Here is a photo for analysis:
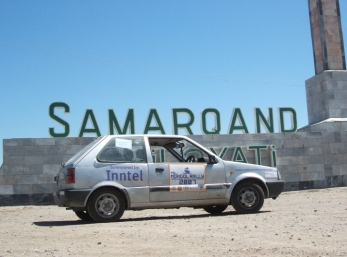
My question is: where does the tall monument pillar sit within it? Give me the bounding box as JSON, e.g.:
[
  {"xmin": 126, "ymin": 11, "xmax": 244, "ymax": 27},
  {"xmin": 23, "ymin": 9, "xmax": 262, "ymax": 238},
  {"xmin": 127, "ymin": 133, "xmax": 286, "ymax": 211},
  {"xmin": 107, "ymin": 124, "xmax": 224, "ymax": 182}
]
[
  {"xmin": 309, "ymin": 0, "xmax": 345, "ymax": 74},
  {"xmin": 304, "ymin": 0, "xmax": 347, "ymax": 126}
]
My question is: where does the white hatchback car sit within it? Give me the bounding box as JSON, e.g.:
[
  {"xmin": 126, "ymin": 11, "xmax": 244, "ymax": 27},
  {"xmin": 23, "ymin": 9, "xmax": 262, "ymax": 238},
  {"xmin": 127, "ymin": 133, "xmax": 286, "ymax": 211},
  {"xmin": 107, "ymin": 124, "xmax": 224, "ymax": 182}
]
[{"xmin": 54, "ymin": 135, "xmax": 284, "ymax": 222}]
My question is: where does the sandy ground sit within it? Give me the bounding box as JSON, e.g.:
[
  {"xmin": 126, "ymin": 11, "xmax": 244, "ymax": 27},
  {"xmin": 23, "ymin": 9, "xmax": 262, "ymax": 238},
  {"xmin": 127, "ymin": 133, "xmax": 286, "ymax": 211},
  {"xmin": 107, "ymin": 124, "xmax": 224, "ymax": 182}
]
[{"xmin": 0, "ymin": 187, "xmax": 346, "ymax": 257}]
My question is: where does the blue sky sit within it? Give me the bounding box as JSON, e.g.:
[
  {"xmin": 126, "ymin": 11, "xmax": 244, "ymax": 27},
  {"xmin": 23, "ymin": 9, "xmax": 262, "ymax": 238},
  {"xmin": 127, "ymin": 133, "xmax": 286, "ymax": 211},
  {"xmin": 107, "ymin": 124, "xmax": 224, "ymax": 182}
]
[{"xmin": 1, "ymin": 1, "xmax": 347, "ymax": 165}]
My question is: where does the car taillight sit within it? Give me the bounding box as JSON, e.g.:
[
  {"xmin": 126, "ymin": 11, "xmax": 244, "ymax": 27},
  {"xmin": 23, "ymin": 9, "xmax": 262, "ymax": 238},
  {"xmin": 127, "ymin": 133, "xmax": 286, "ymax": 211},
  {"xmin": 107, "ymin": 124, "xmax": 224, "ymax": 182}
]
[{"xmin": 65, "ymin": 168, "xmax": 75, "ymax": 184}]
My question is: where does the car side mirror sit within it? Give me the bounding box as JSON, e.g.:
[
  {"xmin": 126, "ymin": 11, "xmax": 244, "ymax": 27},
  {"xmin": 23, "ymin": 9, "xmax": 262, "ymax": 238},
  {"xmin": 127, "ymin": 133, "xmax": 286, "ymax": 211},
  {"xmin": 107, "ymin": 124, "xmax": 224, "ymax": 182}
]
[{"xmin": 208, "ymin": 155, "xmax": 217, "ymax": 164}]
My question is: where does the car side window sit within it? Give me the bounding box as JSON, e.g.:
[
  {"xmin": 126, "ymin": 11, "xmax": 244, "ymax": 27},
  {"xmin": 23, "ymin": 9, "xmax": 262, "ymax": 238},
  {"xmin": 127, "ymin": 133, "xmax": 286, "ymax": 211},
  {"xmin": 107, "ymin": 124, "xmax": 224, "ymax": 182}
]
[
  {"xmin": 97, "ymin": 137, "xmax": 147, "ymax": 163},
  {"xmin": 150, "ymin": 145, "xmax": 181, "ymax": 163},
  {"xmin": 150, "ymin": 139, "xmax": 209, "ymax": 163}
]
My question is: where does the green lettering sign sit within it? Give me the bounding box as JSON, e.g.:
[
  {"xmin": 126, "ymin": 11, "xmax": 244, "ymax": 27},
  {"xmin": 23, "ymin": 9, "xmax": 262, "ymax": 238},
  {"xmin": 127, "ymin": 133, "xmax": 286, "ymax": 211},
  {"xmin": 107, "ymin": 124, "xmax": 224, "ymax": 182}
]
[
  {"xmin": 172, "ymin": 108, "xmax": 194, "ymax": 135},
  {"xmin": 201, "ymin": 108, "xmax": 220, "ymax": 134},
  {"xmin": 270, "ymin": 145, "xmax": 277, "ymax": 167},
  {"xmin": 228, "ymin": 108, "xmax": 249, "ymax": 134},
  {"xmin": 48, "ymin": 103, "xmax": 299, "ymax": 137},
  {"xmin": 232, "ymin": 147, "xmax": 248, "ymax": 163},
  {"xmin": 255, "ymin": 108, "xmax": 274, "ymax": 133},
  {"xmin": 144, "ymin": 109, "xmax": 165, "ymax": 134},
  {"xmin": 79, "ymin": 109, "xmax": 101, "ymax": 137},
  {"xmin": 109, "ymin": 109, "xmax": 135, "ymax": 135},
  {"xmin": 49, "ymin": 102, "xmax": 70, "ymax": 138},
  {"xmin": 247, "ymin": 145, "xmax": 267, "ymax": 165},
  {"xmin": 279, "ymin": 108, "xmax": 297, "ymax": 132}
]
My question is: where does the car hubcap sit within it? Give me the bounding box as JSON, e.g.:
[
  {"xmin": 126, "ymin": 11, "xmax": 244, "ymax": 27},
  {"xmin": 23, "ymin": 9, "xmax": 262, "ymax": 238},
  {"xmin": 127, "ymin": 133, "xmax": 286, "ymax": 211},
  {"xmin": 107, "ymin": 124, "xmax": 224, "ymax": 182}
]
[
  {"xmin": 96, "ymin": 194, "xmax": 119, "ymax": 217},
  {"xmin": 239, "ymin": 189, "xmax": 257, "ymax": 208}
]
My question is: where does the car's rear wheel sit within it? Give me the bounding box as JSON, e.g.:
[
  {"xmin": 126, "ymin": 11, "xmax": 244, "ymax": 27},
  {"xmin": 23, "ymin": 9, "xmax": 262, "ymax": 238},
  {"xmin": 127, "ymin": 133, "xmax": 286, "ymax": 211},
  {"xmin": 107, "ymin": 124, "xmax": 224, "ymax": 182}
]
[
  {"xmin": 203, "ymin": 205, "xmax": 228, "ymax": 214},
  {"xmin": 74, "ymin": 210, "xmax": 93, "ymax": 221},
  {"xmin": 87, "ymin": 188, "xmax": 125, "ymax": 222},
  {"xmin": 231, "ymin": 181, "xmax": 264, "ymax": 214}
]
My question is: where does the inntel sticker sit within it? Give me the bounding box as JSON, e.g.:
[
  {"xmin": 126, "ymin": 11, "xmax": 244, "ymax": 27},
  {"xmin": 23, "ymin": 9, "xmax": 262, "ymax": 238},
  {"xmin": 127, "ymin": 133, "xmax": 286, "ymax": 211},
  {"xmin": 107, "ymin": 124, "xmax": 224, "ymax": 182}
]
[{"xmin": 169, "ymin": 164, "xmax": 206, "ymax": 192}]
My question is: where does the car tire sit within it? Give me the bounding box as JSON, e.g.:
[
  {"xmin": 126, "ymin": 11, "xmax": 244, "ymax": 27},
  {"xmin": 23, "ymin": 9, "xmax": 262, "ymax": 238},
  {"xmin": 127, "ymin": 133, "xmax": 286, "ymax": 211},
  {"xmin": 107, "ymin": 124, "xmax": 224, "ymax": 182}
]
[
  {"xmin": 203, "ymin": 205, "xmax": 228, "ymax": 214},
  {"xmin": 74, "ymin": 210, "xmax": 93, "ymax": 221},
  {"xmin": 231, "ymin": 181, "xmax": 264, "ymax": 214},
  {"xmin": 87, "ymin": 188, "xmax": 125, "ymax": 223}
]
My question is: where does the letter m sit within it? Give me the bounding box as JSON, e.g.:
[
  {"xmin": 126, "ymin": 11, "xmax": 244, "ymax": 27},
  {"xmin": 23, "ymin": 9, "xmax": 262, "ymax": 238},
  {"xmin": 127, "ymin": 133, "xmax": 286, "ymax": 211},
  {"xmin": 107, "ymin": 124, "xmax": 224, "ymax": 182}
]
[{"xmin": 108, "ymin": 109, "xmax": 135, "ymax": 134}]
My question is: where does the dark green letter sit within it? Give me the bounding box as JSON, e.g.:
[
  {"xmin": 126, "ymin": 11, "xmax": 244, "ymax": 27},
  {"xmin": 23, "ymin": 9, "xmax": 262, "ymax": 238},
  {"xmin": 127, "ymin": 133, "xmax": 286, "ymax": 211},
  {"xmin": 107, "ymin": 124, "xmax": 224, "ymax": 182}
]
[
  {"xmin": 144, "ymin": 109, "xmax": 166, "ymax": 134},
  {"xmin": 279, "ymin": 108, "xmax": 297, "ymax": 132},
  {"xmin": 172, "ymin": 108, "xmax": 194, "ymax": 135},
  {"xmin": 109, "ymin": 109, "xmax": 135, "ymax": 134},
  {"xmin": 232, "ymin": 147, "xmax": 248, "ymax": 163},
  {"xmin": 228, "ymin": 108, "xmax": 249, "ymax": 134},
  {"xmin": 49, "ymin": 102, "xmax": 70, "ymax": 138},
  {"xmin": 255, "ymin": 108, "xmax": 274, "ymax": 133},
  {"xmin": 201, "ymin": 108, "xmax": 221, "ymax": 134},
  {"xmin": 79, "ymin": 109, "xmax": 101, "ymax": 137}
]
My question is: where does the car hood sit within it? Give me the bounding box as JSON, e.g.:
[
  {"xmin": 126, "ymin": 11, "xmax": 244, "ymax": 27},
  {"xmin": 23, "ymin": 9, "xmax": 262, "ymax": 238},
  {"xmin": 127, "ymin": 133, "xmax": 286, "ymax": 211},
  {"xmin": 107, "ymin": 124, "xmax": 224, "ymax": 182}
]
[{"xmin": 223, "ymin": 160, "xmax": 278, "ymax": 174}]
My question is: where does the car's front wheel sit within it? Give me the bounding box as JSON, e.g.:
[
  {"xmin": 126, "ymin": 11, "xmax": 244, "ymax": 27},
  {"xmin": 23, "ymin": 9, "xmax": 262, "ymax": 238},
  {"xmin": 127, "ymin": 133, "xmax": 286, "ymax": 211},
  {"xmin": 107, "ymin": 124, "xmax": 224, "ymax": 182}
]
[
  {"xmin": 87, "ymin": 188, "xmax": 125, "ymax": 222},
  {"xmin": 231, "ymin": 181, "xmax": 264, "ymax": 214}
]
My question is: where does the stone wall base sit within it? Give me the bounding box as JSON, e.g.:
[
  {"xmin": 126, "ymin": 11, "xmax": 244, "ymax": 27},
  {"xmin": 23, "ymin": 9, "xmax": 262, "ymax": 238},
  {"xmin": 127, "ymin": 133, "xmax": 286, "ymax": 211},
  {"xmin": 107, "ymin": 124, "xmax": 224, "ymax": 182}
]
[
  {"xmin": 0, "ymin": 193, "xmax": 53, "ymax": 206},
  {"xmin": 2, "ymin": 132, "xmax": 347, "ymax": 206}
]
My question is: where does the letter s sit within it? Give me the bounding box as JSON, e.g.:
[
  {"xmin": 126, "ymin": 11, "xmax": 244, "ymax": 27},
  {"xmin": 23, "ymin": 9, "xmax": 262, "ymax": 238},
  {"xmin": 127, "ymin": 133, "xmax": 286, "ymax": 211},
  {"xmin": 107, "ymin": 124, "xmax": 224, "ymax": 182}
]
[{"xmin": 49, "ymin": 102, "xmax": 70, "ymax": 137}]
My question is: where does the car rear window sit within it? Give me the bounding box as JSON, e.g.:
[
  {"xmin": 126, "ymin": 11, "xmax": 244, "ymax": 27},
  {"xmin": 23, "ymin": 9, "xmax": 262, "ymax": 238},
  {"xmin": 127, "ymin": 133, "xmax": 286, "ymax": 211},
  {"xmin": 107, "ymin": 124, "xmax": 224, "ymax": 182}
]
[
  {"xmin": 65, "ymin": 137, "xmax": 105, "ymax": 165},
  {"xmin": 97, "ymin": 136, "xmax": 146, "ymax": 163}
]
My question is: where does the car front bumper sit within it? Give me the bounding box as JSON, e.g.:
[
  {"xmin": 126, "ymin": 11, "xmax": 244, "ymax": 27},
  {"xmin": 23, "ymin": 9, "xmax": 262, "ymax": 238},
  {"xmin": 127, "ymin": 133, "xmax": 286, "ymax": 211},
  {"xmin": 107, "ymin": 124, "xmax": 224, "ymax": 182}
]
[{"xmin": 266, "ymin": 180, "xmax": 285, "ymax": 198}]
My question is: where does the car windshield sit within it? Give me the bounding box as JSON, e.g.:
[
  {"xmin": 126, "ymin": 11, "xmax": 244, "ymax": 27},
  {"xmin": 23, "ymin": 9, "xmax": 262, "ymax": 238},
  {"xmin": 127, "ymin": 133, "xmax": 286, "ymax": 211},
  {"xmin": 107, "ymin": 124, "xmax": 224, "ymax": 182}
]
[{"xmin": 65, "ymin": 137, "xmax": 105, "ymax": 165}]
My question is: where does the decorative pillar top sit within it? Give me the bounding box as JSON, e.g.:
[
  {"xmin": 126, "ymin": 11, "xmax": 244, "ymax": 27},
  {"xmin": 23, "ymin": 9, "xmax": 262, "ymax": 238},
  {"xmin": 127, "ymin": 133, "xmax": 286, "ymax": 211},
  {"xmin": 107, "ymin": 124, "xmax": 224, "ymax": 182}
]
[{"xmin": 308, "ymin": 0, "xmax": 346, "ymax": 74}]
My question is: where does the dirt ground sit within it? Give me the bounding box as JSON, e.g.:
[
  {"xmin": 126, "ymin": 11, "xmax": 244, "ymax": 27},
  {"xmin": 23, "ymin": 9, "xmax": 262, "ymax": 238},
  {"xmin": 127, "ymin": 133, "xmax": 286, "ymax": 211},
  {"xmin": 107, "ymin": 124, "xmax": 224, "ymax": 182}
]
[{"xmin": 0, "ymin": 187, "xmax": 346, "ymax": 257}]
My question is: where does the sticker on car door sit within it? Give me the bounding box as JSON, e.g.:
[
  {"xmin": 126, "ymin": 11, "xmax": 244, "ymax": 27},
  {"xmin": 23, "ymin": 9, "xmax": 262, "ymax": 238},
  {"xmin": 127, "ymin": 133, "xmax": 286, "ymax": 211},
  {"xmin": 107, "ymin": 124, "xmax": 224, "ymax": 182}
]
[{"xmin": 169, "ymin": 164, "xmax": 206, "ymax": 192}]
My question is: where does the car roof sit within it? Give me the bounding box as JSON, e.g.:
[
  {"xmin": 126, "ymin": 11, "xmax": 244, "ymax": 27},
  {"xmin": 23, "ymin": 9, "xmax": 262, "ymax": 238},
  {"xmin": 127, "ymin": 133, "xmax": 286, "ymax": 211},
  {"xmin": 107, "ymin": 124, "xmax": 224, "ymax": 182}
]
[
  {"xmin": 105, "ymin": 134, "xmax": 189, "ymax": 139},
  {"xmin": 102, "ymin": 134, "xmax": 216, "ymax": 157},
  {"xmin": 105, "ymin": 134, "xmax": 189, "ymax": 145}
]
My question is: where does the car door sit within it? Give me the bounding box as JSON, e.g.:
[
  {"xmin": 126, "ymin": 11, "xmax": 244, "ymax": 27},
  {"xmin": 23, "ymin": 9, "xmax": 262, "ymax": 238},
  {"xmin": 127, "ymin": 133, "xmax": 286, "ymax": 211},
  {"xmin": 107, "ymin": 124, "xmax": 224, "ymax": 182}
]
[{"xmin": 148, "ymin": 138, "xmax": 227, "ymax": 202}]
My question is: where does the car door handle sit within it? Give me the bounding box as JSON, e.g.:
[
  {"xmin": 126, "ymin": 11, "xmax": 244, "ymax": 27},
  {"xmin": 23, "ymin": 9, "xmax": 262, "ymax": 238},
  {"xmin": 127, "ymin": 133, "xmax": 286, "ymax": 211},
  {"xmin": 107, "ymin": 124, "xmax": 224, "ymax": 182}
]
[{"xmin": 155, "ymin": 168, "xmax": 164, "ymax": 172}]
